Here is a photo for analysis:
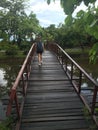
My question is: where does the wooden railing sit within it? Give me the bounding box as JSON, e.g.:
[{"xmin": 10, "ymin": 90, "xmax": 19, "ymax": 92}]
[
  {"xmin": 48, "ymin": 43, "xmax": 98, "ymax": 127},
  {"xmin": 6, "ymin": 43, "xmax": 36, "ymax": 129}
]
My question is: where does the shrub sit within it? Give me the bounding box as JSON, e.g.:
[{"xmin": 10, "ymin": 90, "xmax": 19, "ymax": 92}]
[
  {"xmin": 5, "ymin": 45, "xmax": 19, "ymax": 56},
  {"xmin": 0, "ymin": 41, "xmax": 9, "ymax": 50},
  {"xmin": 19, "ymin": 41, "xmax": 32, "ymax": 55},
  {"xmin": 0, "ymin": 116, "xmax": 14, "ymax": 130}
]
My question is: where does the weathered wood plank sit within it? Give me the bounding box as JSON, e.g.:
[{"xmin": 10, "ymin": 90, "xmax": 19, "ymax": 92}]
[{"xmin": 20, "ymin": 120, "xmax": 89, "ymax": 130}]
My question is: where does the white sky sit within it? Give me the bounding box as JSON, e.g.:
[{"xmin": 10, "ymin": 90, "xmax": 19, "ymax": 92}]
[
  {"xmin": 26, "ymin": 0, "xmax": 66, "ymax": 27},
  {"xmin": 26, "ymin": 0, "xmax": 98, "ymax": 27}
]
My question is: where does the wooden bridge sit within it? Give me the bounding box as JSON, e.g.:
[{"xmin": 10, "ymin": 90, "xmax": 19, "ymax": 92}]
[{"xmin": 5, "ymin": 43, "xmax": 98, "ymax": 130}]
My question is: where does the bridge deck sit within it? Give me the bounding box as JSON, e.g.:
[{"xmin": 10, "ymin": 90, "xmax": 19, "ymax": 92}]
[{"xmin": 20, "ymin": 51, "xmax": 90, "ymax": 130}]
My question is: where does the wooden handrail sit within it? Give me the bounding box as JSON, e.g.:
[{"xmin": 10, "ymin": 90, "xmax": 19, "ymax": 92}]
[
  {"xmin": 6, "ymin": 43, "xmax": 36, "ymax": 119},
  {"xmin": 57, "ymin": 44, "xmax": 98, "ymax": 86},
  {"xmin": 48, "ymin": 43, "xmax": 98, "ymax": 126}
]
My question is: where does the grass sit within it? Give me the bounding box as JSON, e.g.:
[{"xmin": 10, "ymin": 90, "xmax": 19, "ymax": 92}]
[
  {"xmin": 83, "ymin": 107, "xmax": 98, "ymax": 130},
  {"xmin": 0, "ymin": 51, "xmax": 26, "ymax": 59},
  {"xmin": 0, "ymin": 116, "xmax": 14, "ymax": 130},
  {"xmin": 65, "ymin": 47, "xmax": 90, "ymax": 55}
]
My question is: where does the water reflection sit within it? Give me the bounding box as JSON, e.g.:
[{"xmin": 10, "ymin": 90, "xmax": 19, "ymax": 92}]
[
  {"xmin": 73, "ymin": 57, "xmax": 98, "ymax": 81},
  {"xmin": 66, "ymin": 58, "xmax": 98, "ymax": 95},
  {"xmin": 81, "ymin": 83, "xmax": 88, "ymax": 88},
  {"xmin": 0, "ymin": 58, "xmax": 24, "ymax": 97},
  {"xmin": 0, "ymin": 69, "xmax": 7, "ymax": 86},
  {"xmin": 0, "ymin": 100, "xmax": 6, "ymax": 120},
  {"xmin": 96, "ymin": 78, "xmax": 98, "ymax": 82}
]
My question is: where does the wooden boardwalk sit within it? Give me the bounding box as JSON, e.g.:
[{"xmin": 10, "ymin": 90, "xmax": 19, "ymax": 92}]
[{"xmin": 20, "ymin": 51, "xmax": 90, "ymax": 130}]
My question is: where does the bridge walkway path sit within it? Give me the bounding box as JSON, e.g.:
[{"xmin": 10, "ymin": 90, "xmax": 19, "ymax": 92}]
[{"xmin": 20, "ymin": 50, "xmax": 90, "ymax": 130}]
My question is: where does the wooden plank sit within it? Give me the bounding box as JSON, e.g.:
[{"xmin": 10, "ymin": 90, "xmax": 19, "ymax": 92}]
[{"xmin": 20, "ymin": 120, "xmax": 89, "ymax": 130}]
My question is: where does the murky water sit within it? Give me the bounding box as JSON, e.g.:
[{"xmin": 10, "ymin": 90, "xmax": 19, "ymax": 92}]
[
  {"xmin": 73, "ymin": 56, "xmax": 98, "ymax": 81},
  {"xmin": 68, "ymin": 55, "xmax": 98, "ymax": 94},
  {"xmin": 0, "ymin": 58, "xmax": 24, "ymax": 97}
]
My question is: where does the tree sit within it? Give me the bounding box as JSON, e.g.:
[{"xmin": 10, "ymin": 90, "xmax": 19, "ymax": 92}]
[
  {"xmin": 46, "ymin": 0, "xmax": 97, "ymax": 15},
  {"xmin": 46, "ymin": 0, "xmax": 98, "ymax": 62},
  {"xmin": 0, "ymin": 0, "xmax": 26, "ymax": 41},
  {"xmin": 0, "ymin": 0, "xmax": 41, "ymax": 44}
]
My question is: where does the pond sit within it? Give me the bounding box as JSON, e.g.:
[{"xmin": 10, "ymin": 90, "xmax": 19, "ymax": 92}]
[
  {"xmin": 73, "ymin": 56, "xmax": 98, "ymax": 82},
  {"xmin": 0, "ymin": 58, "xmax": 24, "ymax": 97}
]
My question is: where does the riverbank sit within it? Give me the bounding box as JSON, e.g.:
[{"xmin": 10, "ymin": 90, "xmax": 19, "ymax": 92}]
[
  {"xmin": 0, "ymin": 51, "xmax": 26, "ymax": 59},
  {"xmin": 0, "ymin": 48, "xmax": 90, "ymax": 58},
  {"xmin": 65, "ymin": 47, "xmax": 90, "ymax": 56}
]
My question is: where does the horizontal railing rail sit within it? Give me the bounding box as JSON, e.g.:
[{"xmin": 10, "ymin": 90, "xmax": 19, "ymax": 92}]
[
  {"xmin": 6, "ymin": 43, "xmax": 36, "ymax": 129},
  {"xmin": 48, "ymin": 43, "xmax": 98, "ymax": 127}
]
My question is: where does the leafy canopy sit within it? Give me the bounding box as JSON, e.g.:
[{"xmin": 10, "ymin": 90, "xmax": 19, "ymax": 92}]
[{"xmin": 46, "ymin": 0, "xmax": 97, "ymax": 15}]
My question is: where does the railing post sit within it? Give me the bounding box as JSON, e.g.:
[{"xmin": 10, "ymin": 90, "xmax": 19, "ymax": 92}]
[
  {"xmin": 15, "ymin": 93, "xmax": 20, "ymax": 120},
  {"xmin": 78, "ymin": 71, "xmax": 82, "ymax": 93},
  {"xmin": 71, "ymin": 62, "xmax": 73, "ymax": 80},
  {"xmin": 91, "ymin": 86, "xmax": 97, "ymax": 114},
  {"xmin": 25, "ymin": 66, "xmax": 29, "ymax": 80},
  {"xmin": 61, "ymin": 53, "xmax": 64, "ymax": 66},
  {"xmin": 65, "ymin": 58, "xmax": 67, "ymax": 72},
  {"xmin": 6, "ymin": 89, "xmax": 16, "ymax": 116},
  {"xmin": 22, "ymin": 74, "xmax": 25, "ymax": 96}
]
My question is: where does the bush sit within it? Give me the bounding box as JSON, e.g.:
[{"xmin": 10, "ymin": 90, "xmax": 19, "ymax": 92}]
[
  {"xmin": 19, "ymin": 41, "xmax": 32, "ymax": 55},
  {"xmin": 0, "ymin": 116, "xmax": 14, "ymax": 130},
  {"xmin": 5, "ymin": 45, "xmax": 19, "ymax": 56},
  {"xmin": 0, "ymin": 41, "xmax": 9, "ymax": 50},
  {"xmin": 19, "ymin": 41, "xmax": 31, "ymax": 50}
]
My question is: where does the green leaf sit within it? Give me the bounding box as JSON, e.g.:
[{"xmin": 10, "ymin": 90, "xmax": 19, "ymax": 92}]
[
  {"xmin": 89, "ymin": 43, "xmax": 98, "ymax": 63},
  {"xmin": 90, "ymin": 19, "xmax": 98, "ymax": 27},
  {"xmin": 76, "ymin": 10, "xmax": 85, "ymax": 18},
  {"xmin": 46, "ymin": 0, "xmax": 51, "ymax": 4},
  {"xmin": 65, "ymin": 15, "xmax": 73, "ymax": 26}
]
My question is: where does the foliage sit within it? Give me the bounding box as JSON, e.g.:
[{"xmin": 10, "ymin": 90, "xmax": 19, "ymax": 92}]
[
  {"xmin": 0, "ymin": 0, "xmax": 43, "ymax": 59},
  {"xmin": 5, "ymin": 44, "xmax": 19, "ymax": 55},
  {"xmin": 46, "ymin": 0, "xmax": 97, "ymax": 15},
  {"xmin": 0, "ymin": 0, "xmax": 26, "ymax": 40},
  {"xmin": 83, "ymin": 107, "xmax": 97, "ymax": 130},
  {"xmin": 43, "ymin": 24, "xmax": 58, "ymax": 42},
  {"xmin": 89, "ymin": 43, "xmax": 98, "ymax": 63},
  {"xmin": 85, "ymin": 7, "xmax": 98, "ymax": 39},
  {"xmin": 0, "ymin": 116, "xmax": 14, "ymax": 130},
  {"xmin": 0, "ymin": 0, "xmax": 41, "ymax": 42},
  {"xmin": 19, "ymin": 41, "xmax": 32, "ymax": 55},
  {"xmin": 0, "ymin": 41, "xmax": 9, "ymax": 50},
  {"xmin": 45, "ymin": 0, "xmax": 98, "ymax": 63}
]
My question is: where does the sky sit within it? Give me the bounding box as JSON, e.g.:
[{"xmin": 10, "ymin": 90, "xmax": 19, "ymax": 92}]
[
  {"xmin": 26, "ymin": 0, "xmax": 66, "ymax": 27},
  {"xmin": 26, "ymin": 0, "xmax": 98, "ymax": 28}
]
